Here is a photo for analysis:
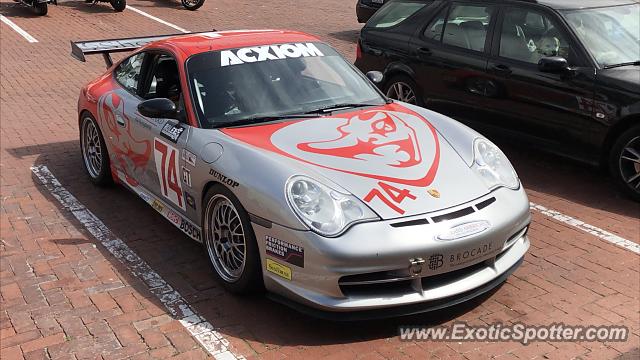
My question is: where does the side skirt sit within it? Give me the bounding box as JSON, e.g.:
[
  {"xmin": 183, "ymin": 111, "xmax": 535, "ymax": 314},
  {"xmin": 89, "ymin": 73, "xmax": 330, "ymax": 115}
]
[{"xmin": 116, "ymin": 170, "xmax": 203, "ymax": 243}]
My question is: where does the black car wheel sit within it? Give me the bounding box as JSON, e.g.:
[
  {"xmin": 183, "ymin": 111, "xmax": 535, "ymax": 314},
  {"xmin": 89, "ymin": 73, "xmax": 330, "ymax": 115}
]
[
  {"xmin": 384, "ymin": 75, "xmax": 423, "ymax": 106},
  {"xmin": 610, "ymin": 125, "xmax": 640, "ymax": 201},
  {"xmin": 33, "ymin": 2, "xmax": 47, "ymax": 15},
  {"xmin": 110, "ymin": 0, "xmax": 125, "ymax": 12},
  {"xmin": 203, "ymin": 184, "xmax": 263, "ymax": 294},
  {"xmin": 181, "ymin": 0, "xmax": 205, "ymax": 10},
  {"xmin": 80, "ymin": 114, "xmax": 112, "ymax": 186}
]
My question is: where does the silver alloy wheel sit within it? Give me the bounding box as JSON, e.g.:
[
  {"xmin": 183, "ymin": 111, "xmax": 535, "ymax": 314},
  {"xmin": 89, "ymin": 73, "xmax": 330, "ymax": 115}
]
[
  {"xmin": 182, "ymin": 0, "xmax": 199, "ymax": 6},
  {"xmin": 204, "ymin": 194, "xmax": 247, "ymax": 283},
  {"xmin": 619, "ymin": 136, "xmax": 640, "ymax": 190},
  {"xmin": 386, "ymin": 81, "xmax": 417, "ymax": 104},
  {"xmin": 81, "ymin": 118, "xmax": 103, "ymax": 179}
]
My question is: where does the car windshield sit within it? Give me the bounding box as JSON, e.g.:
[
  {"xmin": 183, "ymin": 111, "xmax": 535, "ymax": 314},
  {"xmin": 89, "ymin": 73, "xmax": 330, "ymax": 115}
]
[
  {"xmin": 186, "ymin": 42, "xmax": 386, "ymax": 128},
  {"xmin": 561, "ymin": 4, "xmax": 640, "ymax": 68}
]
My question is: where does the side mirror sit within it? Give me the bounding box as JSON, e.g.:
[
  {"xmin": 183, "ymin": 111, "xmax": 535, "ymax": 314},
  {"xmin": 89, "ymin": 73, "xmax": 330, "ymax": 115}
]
[
  {"xmin": 138, "ymin": 98, "xmax": 177, "ymax": 119},
  {"xmin": 538, "ymin": 57, "xmax": 569, "ymax": 73},
  {"xmin": 366, "ymin": 71, "xmax": 384, "ymax": 84}
]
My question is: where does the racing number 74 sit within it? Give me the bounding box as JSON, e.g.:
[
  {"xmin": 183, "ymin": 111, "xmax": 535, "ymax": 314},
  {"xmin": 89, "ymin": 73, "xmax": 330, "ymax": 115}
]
[
  {"xmin": 364, "ymin": 181, "xmax": 416, "ymax": 215},
  {"xmin": 154, "ymin": 138, "xmax": 185, "ymax": 210}
]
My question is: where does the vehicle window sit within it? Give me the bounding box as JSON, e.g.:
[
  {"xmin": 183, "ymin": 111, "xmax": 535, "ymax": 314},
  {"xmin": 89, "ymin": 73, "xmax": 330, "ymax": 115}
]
[
  {"xmin": 424, "ymin": 6, "xmax": 448, "ymax": 41},
  {"xmin": 186, "ymin": 42, "xmax": 386, "ymax": 129},
  {"xmin": 499, "ymin": 8, "xmax": 572, "ymax": 65},
  {"xmin": 114, "ymin": 53, "xmax": 145, "ymax": 93},
  {"xmin": 143, "ymin": 54, "xmax": 182, "ymax": 102},
  {"xmin": 368, "ymin": 1, "xmax": 428, "ymax": 28},
  {"xmin": 562, "ymin": 3, "xmax": 639, "ymax": 67},
  {"xmin": 442, "ymin": 4, "xmax": 494, "ymax": 52}
]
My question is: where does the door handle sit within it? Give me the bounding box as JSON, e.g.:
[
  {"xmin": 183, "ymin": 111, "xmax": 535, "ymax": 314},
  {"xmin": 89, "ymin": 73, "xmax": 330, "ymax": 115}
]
[
  {"xmin": 417, "ymin": 47, "xmax": 432, "ymax": 56},
  {"xmin": 116, "ymin": 115, "xmax": 126, "ymax": 127},
  {"xmin": 490, "ymin": 64, "xmax": 512, "ymax": 76}
]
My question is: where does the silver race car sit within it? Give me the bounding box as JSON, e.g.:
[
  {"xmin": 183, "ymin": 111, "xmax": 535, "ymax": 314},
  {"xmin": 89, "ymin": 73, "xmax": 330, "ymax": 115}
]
[{"xmin": 72, "ymin": 30, "xmax": 530, "ymax": 319}]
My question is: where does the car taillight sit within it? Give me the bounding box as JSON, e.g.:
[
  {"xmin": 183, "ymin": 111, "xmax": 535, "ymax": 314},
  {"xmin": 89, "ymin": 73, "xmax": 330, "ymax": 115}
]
[{"xmin": 356, "ymin": 40, "xmax": 362, "ymax": 59}]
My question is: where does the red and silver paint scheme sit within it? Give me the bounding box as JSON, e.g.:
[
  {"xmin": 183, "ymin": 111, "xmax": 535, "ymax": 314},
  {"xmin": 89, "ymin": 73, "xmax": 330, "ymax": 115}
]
[{"xmin": 74, "ymin": 30, "xmax": 530, "ymax": 318}]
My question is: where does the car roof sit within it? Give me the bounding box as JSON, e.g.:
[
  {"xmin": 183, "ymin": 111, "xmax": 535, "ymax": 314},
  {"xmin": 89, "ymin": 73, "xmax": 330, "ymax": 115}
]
[
  {"xmin": 513, "ymin": 0, "xmax": 638, "ymax": 10},
  {"xmin": 150, "ymin": 29, "xmax": 322, "ymax": 57}
]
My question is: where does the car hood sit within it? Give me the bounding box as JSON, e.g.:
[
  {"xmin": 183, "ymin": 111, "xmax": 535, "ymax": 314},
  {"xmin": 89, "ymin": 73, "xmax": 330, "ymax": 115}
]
[
  {"xmin": 598, "ymin": 67, "xmax": 640, "ymax": 94},
  {"xmin": 221, "ymin": 103, "xmax": 490, "ymax": 220}
]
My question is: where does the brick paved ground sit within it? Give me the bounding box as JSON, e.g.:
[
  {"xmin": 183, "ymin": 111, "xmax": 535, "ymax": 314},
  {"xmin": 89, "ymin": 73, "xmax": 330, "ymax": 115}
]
[{"xmin": 1, "ymin": 0, "xmax": 639, "ymax": 359}]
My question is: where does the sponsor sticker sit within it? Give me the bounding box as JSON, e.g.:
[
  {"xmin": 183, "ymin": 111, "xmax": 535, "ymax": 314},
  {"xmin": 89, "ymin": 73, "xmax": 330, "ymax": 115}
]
[
  {"xmin": 221, "ymin": 42, "xmax": 324, "ymax": 67},
  {"xmin": 182, "ymin": 149, "xmax": 197, "ymax": 167},
  {"xmin": 160, "ymin": 123, "xmax": 185, "ymax": 143},
  {"xmin": 182, "ymin": 167, "xmax": 192, "ymax": 187},
  {"xmin": 185, "ymin": 192, "xmax": 196, "ymax": 210},
  {"xmin": 209, "ymin": 169, "xmax": 239, "ymax": 188},
  {"xmin": 152, "ymin": 200, "xmax": 165, "ymax": 213},
  {"xmin": 138, "ymin": 191, "xmax": 152, "ymax": 203},
  {"xmin": 265, "ymin": 236, "xmax": 304, "ymax": 267},
  {"xmin": 436, "ymin": 221, "xmax": 491, "ymax": 241},
  {"xmin": 266, "ymin": 258, "xmax": 292, "ymax": 281},
  {"xmin": 180, "ymin": 219, "xmax": 201, "ymax": 241},
  {"xmin": 166, "ymin": 209, "xmax": 181, "ymax": 225}
]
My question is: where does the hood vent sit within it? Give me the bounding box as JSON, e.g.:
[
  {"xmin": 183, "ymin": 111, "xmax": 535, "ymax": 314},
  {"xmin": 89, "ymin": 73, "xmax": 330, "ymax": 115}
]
[{"xmin": 390, "ymin": 197, "xmax": 496, "ymax": 228}]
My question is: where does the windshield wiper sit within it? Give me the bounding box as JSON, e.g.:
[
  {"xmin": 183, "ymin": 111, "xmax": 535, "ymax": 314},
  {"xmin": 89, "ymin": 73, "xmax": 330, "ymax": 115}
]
[
  {"xmin": 304, "ymin": 102, "xmax": 381, "ymax": 114},
  {"xmin": 603, "ymin": 61, "xmax": 640, "ymax": 69},
  {"xmin": 217, "ymin": 113, "xmax": 321, "ymax": 128}
]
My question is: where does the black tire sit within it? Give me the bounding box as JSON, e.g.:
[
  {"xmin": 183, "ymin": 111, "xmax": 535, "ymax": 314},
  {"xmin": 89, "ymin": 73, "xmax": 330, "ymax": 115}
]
[
  {"xmin": 110, "ymin": 0, "xmax": 125, "ymax": 12},
  {"xmin": 33, "ymin": 2, "xmax": 47, "ymax": 16},
  {"xmin": 202, "ymin": 184, "xmax": 263, "ymax": 294},
  {"xmin": 80, "ymin": 113, "xmax": 113, "ymax": 186},
  {"xmin": 181, "ymin": 0, "xmax": 205, "ymax": 11},
  {"xmin": 610, "ymin": 125, "xmax": 640, "ymax": 201},
  {"xmin": 383, "ymin": 74, "xmax": 424, "ymax": 107}
]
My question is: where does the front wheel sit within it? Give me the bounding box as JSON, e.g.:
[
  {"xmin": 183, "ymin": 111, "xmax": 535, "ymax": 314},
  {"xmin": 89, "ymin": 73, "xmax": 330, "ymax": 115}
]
[
  {"xmin": 203, "ymin": 185, "xmax": 263, "ymax": 294},
  {"xmin": 610, "ymin": 125, "xmax": 640, "ymax": 201},
  {"xmin": 80, "ymin": 114, "xmax": 112, "ymax": 186},
  {"xmin": 33, "ymin": 2, "xmax": 47, "ymax": 15},
  {"xmin": 110, "ymin": 0, "xmax": 125, "ymax": 12},
  {"xmin": 181, "ymin": 0, "xmax": 204, "ymax": 11},
  {"xmin": 383, "ymin": 75, "xmax": 424, "ymax": 106}
]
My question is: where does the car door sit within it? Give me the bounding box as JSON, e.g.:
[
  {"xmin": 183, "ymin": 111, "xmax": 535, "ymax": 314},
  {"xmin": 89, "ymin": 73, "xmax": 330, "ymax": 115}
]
[
  {"xmin": 133, "ymin": 52, "xmax": 191, "ymax": 215},
  {"xmin": 408, "ymin": 1, "xmax": 497, "ymax": 123},
  {"xmin": 483, "ymin": 5, "xmax": 597, "ymax": 156},
  {"xmin": 106, "ymin": 52, "xmax": 156, "ymax": 187}
]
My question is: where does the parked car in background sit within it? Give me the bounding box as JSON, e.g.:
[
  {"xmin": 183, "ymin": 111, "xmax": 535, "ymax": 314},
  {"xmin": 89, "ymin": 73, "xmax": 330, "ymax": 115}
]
[
  {"xmin": 356, "ymin": 0, "xmax": 387, "ymax": 23},
  {"xmin": 355, "ymin": 0, "xmax": 640, "ymax": 200}
]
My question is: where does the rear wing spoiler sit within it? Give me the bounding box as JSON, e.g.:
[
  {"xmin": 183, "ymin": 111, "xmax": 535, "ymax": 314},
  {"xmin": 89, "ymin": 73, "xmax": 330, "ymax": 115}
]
[{"xmin": 70, "ymin": 31, "xmax": 217, "ymax": 68}]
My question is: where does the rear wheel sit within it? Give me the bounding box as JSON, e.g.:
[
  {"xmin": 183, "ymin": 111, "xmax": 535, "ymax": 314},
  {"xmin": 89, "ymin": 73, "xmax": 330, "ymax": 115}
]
[
  {"xmin": 33, "ymin": 2, "xmax": 47, "ymax": 15},
  {"xmin": 610, "ymin": 125, "xmax": 640, "ymax": 201},
  {"xmin": 383, "ymin": 75, "xmax": 423, "ymax": 106},
  {"xmin": 203, "ymin": 185, "xmax": 262, "ymax": 294},
  {"xmin": 80, "ymin": 114, "xmax": 112, "ymax": 186},
  {"xmin": 110, "ymin": 0, "xmax": 125, "ymax": 12},
  {"xmin": 181, "ymin": 0, "xmax": 205, "ymax": 10}
]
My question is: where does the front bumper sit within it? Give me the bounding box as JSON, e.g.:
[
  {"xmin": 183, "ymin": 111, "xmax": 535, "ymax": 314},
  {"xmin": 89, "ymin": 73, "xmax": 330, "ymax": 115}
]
[{"xmin": 252, "ymin": 187, "xmax": 530, "ymax": 316}]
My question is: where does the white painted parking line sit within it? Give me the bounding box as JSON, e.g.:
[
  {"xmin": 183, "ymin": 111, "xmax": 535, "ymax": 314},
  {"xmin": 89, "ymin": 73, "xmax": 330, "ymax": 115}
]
[
  {"xmin": 31, "ymin": 165, "xmax": 245, "ymax": 360},
  {"xmin": 0, "ymin": 15, "xmax": 38, "ymax": 43},
  {"xmin": 530, "ymin": 202, "xmax": 640, "ymax": 255},
  {"xmin": 126, "ymin": 6, "xmax": 189, "ymax": 33}
]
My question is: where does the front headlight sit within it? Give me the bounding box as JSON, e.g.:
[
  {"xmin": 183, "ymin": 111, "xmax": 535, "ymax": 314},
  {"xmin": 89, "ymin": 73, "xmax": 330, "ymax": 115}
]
[
  {"xmin": 471, "ymin": 138, "xmax": 520, "ymax": 190},
  {"xmin": 286, "ymin": 176, "xmax": 379, "ymax": 237}
]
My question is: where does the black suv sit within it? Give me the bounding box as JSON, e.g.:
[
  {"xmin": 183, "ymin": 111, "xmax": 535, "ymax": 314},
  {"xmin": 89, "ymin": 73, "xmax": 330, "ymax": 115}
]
[{"xmin": 355, "ymin": 0, "xmax": 640, "ymax": 200}]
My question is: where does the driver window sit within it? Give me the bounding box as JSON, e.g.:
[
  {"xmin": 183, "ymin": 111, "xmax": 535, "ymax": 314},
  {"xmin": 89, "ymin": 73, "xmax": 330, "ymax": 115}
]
[
  {"xmin": 143, "ymin": 54, "xmax": 182, "ymax": 102},
  {"xmin": 499, "ymin": 8, "xmax": 572, "ymax": 64},
  {"xmin": 141, "ymin": 54, "xmax": 187, "ymax": 122}
]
